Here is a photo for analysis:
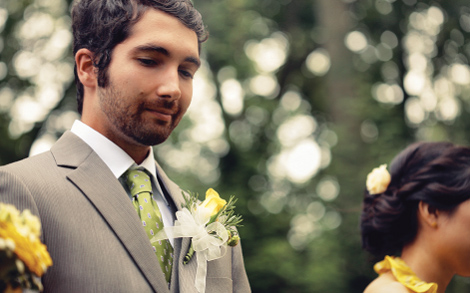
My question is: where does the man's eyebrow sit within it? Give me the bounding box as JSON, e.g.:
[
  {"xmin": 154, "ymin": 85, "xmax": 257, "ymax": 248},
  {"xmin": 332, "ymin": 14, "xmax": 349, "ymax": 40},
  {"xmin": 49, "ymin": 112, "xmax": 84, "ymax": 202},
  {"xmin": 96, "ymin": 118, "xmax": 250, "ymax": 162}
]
[
  {"xmin": 185, "ymin": 56, "xmax": 201, "ymax": 69},
  {"xmin": 133, "ymin": 45, "xmax": 201, "ymax": 68}
]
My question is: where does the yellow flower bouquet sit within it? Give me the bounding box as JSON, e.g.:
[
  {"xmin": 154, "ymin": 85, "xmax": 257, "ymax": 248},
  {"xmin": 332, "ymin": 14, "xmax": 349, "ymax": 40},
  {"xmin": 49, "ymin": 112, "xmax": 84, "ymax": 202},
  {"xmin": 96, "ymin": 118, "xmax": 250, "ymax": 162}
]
[{"xmin": 0, "ymin": 203, "xmax": 52, "ymax": 292}]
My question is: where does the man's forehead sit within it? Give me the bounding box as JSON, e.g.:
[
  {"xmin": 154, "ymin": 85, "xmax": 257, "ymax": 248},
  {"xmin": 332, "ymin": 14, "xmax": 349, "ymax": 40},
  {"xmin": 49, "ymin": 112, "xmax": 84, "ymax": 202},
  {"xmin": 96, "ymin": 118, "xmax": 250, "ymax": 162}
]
[
  {"xmin": 118, "ymin": 8, "xmax": 199, "ymax": 59},
  {"xmin": 130, "ymin": 8, "xmax": 198, "ymax": 43}
]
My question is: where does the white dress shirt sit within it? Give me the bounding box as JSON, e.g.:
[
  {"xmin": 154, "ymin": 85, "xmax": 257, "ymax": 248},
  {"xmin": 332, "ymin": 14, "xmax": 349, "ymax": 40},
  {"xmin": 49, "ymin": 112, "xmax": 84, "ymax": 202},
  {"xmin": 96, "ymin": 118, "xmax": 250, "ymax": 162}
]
[{"xmin": 71, "ymin": 120, "xmax": 175, "ymax": 245}]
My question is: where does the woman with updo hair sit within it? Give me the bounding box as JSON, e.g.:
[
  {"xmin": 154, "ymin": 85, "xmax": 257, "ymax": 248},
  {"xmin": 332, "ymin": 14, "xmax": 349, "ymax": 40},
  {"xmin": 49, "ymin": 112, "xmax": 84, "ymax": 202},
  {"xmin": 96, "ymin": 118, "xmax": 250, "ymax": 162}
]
[{"xmin": 361, "ymin": 141, "xmax": 470, "ymax": 293}]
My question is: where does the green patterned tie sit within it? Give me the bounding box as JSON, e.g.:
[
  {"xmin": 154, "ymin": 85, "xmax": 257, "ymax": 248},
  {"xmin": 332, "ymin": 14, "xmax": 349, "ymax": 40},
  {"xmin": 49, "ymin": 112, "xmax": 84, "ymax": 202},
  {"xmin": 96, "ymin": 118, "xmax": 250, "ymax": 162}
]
[{"xmin": 125, "ymin": 169, "xmax": 173, "ymax": 283}]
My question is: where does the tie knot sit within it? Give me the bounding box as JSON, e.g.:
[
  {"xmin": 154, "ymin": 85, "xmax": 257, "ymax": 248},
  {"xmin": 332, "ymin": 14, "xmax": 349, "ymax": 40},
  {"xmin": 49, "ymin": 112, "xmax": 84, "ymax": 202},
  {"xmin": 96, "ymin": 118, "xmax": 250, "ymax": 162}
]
[{"xmin": 125, "ymin": 169, "xmax": 153, "ymax": 196}]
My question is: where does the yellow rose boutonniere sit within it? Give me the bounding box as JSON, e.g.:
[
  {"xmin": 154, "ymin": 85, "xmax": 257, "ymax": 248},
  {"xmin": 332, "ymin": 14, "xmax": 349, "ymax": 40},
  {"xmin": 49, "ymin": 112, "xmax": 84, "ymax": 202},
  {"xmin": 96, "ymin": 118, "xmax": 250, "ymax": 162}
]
[
  {"xmin": 366, "ymin": 164, "xmax": 391, "ymax": 195},
  {"xmin": 200, "ymin": 188, "xmax": 227, "ymax": 222},
  {"xmin": 152, "ymin": 188, "xmax": 243, "ymax": 293}
]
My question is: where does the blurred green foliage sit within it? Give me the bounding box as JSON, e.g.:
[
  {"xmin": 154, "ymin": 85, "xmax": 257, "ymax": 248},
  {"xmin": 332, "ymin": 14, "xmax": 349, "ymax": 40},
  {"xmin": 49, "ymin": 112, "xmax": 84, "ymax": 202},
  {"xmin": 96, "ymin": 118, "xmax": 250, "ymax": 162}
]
[{"xmin": 2, "ymin": 0, "xmax": 470, "ymax": 292}]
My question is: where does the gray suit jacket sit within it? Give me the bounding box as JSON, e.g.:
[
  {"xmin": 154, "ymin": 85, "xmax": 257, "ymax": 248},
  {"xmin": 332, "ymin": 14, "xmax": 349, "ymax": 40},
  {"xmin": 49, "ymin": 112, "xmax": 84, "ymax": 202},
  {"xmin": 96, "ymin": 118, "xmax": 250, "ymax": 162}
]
[{"xmin": 0, "ymin": 131, "xmax": 250, "ymax": 293}]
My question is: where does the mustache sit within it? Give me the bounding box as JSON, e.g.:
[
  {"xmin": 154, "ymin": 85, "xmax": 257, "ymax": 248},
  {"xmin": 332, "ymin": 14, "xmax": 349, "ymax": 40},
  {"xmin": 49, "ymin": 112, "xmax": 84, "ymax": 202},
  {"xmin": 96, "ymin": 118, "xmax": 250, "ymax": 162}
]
[
  {"xmin": 141, "ymin": 99, "xmax": 180, "ymax": 113},
  {"xmin": 144, "ymin": 99, "xmax": 178, "ymax": 109}
]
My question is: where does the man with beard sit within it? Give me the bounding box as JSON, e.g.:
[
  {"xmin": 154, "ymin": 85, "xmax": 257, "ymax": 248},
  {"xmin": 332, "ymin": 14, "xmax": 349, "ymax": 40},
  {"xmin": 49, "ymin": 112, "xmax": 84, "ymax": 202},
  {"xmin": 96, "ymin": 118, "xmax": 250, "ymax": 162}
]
[{"xmin": 0, "ymin": 0, "xmax": 251, "ymax": 292}]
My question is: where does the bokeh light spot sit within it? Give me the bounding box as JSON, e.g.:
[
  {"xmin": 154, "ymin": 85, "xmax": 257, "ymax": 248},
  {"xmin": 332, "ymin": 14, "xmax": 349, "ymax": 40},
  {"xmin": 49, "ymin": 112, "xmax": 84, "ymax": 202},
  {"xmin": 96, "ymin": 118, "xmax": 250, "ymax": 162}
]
[
  {"xmin": 345, "ymin": 31, "xmax": 368, "ymax": 52},
  {"xmin": 306, "ymin": 48, "xmax": 331, "ymax": 76}
]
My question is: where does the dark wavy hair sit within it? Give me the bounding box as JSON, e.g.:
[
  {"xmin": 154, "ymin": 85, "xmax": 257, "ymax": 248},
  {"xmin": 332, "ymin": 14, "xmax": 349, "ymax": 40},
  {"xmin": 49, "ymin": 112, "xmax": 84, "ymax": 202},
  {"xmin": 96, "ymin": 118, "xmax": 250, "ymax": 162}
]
[
  {"xmin": 361, "ymin": 141, "xmax": 470, "ymax": 258},
  {"xmin": 71, "ymin": 0, "xmax": 208, "ymax": 114}
]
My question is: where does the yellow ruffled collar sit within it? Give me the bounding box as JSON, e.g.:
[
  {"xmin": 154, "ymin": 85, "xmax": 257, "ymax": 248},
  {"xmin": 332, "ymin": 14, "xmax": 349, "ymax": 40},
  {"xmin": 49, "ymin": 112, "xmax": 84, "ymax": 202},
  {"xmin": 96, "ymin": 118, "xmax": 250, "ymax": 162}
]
[{"xmin": 374, "ymin": 256, "xmax": 438, "ymax": 293}]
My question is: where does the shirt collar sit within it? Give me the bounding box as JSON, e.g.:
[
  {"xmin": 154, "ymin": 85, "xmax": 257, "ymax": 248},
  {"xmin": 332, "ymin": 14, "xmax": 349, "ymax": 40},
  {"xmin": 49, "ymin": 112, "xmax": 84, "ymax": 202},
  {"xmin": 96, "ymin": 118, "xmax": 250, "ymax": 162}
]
[{"xmin": 70, "ymin": 120, "xmax": 157, "ymax": 180}]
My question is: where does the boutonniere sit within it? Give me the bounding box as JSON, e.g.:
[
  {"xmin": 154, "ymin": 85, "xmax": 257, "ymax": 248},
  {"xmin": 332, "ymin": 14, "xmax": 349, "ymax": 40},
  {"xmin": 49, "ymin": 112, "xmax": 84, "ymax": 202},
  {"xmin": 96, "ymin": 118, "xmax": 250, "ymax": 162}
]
[
  {"xmin": 152, "ymin": 188, "xmax": 243, "ymax": 293},
  {"xmin": 0, "ymin": 203, "xmax": 52, "ymax": 292}
]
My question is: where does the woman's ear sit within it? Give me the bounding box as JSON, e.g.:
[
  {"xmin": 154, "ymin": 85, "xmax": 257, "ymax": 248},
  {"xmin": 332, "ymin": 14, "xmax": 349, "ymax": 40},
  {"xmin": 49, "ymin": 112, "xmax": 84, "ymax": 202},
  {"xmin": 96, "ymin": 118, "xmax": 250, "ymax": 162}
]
[
  {"xmin": 75, "ymin": 48, "xmax": 97, "ymax": 88},
  {"xmin": 418, "ymin": 201, "xmax": 439, "ymax": 228}
]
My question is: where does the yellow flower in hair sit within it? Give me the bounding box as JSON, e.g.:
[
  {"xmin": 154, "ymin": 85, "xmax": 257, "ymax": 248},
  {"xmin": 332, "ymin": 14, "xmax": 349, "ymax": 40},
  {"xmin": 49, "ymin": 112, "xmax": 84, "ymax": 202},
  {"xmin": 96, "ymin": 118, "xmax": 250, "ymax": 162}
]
[{"xmin": 366, "ymin": 164, "xmax": 391, "ymax": 195}]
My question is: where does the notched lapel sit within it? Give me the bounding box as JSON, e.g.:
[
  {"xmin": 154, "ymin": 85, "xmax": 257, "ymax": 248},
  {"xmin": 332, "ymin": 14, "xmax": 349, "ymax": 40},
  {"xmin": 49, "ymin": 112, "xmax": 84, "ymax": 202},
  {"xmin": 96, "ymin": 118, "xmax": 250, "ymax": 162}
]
[{"xmin": 52, "ymin": 132, "xmax": 170, "ymax": 293}]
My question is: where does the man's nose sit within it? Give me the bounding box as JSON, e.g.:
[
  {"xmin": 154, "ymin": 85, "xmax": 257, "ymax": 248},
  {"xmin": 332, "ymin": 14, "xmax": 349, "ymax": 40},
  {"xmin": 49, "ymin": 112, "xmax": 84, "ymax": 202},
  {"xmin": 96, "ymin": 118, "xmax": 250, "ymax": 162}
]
[{"xmin": 156, "ymin": 68, "xmax": 182, "ymax": 100}]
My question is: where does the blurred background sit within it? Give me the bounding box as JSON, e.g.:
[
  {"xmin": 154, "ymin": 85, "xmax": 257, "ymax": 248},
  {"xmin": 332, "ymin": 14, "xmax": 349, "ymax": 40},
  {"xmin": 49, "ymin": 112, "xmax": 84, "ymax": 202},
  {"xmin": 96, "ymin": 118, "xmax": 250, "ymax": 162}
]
[{"xmin": 2, "ymin": 0, "xmax": 470, "ymax": 292}]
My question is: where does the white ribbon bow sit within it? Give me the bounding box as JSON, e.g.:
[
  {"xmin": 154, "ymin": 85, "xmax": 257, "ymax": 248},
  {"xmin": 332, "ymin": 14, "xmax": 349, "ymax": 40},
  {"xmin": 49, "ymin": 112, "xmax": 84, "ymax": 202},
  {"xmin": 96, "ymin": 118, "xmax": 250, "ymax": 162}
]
[{"xmin": 152, "ymin": 208, "xmax": 229, "ymax": 293}]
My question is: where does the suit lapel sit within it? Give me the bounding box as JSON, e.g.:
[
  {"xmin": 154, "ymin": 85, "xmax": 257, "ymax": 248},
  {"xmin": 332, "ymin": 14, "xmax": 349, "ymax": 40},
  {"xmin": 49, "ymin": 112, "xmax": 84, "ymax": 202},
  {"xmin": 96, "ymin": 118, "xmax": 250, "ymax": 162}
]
[
  {"xmin": 154, "ymin": 161, "xmax": 189, "ymax": 254},
  {"xmin": 51, "ymin": 132, "xmax": 170, "ymax": 293},
  {"xmin": 155, "ymin": 162, "xmax": 185, "ymax": 211},
  {"xmin": 155, "ymin": 163, "xmax": 198, "ymax": 292}
]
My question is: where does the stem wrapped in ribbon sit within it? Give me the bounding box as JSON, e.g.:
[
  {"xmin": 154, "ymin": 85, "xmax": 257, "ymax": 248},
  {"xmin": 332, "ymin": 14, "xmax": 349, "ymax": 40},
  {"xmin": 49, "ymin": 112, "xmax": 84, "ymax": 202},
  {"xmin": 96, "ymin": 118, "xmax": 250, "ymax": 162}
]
[{"xmin": 152, "ymin": 188, "xmax": 242, "ymax": 293}]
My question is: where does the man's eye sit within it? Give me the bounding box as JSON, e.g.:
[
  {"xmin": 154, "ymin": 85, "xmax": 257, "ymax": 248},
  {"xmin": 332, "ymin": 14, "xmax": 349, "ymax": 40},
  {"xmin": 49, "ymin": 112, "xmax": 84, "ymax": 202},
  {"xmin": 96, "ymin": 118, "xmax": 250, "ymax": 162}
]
[
  {"xmin": 138, "ymin": 59, "xmax": 157, "ymax": 66},
  {"xmin": 179, "ymin": 70, "xmax": 193, "ymax": 79}
]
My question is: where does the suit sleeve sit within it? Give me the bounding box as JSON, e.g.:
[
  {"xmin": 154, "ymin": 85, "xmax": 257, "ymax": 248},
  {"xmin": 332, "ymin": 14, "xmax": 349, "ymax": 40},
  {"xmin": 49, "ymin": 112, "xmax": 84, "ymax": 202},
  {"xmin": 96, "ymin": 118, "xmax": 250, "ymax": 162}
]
[{"xmin": 0, "ymin": 169, "xmax": 40, "ymax": 217}]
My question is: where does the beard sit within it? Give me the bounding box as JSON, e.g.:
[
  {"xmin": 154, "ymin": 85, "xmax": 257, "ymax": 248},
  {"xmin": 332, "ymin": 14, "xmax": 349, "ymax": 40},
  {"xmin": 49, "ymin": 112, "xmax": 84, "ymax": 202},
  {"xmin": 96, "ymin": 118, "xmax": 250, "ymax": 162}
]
[{"xmin": 98, "ymin": 81, "xmax": 182, "ymax": 146}]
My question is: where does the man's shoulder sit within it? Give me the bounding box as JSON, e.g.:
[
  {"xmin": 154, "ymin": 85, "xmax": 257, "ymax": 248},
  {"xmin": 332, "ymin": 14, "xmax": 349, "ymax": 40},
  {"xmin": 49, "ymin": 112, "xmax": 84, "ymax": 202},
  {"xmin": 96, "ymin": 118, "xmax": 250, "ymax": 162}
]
[
  {"xmin": 0, "ymin": 151, "xmax": 56, "ymax": 178},
  {"xmin": 0, "ymin": 131, "xmax": 87, "ymax": 173}
]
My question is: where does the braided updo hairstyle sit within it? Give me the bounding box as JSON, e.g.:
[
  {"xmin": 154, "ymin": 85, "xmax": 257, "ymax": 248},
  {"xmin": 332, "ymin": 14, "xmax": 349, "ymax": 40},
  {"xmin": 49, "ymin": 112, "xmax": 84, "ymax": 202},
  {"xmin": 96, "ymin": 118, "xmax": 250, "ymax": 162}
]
[{"xmin": 361, "ymin": 141, "xmax": 470, "ymax": 258}]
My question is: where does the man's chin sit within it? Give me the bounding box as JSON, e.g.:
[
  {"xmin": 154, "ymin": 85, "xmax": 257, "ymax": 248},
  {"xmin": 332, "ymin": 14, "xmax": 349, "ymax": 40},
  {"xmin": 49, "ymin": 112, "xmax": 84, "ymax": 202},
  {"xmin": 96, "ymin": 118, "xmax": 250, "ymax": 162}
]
[{"xmin": 131, "ymin": 130, "xmax": 172, "ymax": 146}]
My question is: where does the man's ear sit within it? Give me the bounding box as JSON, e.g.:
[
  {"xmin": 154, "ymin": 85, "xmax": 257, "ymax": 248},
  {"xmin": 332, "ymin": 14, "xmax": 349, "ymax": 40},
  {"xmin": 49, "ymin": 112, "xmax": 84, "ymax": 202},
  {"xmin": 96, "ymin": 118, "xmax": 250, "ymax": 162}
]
[
  {"xmin": 418, "ymin": 201, "xmax": 439, "ymax": 228},
  {"xmin": 75, "ymin": 48, "xmax": 97, "ymax": 88}
]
